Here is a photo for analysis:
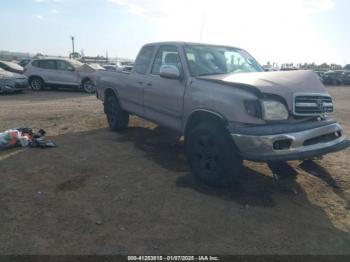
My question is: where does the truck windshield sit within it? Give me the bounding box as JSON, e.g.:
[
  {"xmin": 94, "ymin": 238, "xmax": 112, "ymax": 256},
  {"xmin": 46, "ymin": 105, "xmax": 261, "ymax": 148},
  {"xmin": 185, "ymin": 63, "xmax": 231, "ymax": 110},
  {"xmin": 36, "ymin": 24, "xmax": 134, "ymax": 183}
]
[{"xmin": 184, "ymin": 45, "xmax": 263, "ymax": 77}]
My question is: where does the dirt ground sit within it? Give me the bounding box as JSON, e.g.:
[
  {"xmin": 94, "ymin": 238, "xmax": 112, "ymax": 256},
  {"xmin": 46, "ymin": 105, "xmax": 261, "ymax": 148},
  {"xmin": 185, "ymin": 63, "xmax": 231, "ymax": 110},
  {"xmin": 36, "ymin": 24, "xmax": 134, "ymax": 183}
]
[{"xmin": 0, "ymin": 87, "xmax": 350, "ymax": 255}]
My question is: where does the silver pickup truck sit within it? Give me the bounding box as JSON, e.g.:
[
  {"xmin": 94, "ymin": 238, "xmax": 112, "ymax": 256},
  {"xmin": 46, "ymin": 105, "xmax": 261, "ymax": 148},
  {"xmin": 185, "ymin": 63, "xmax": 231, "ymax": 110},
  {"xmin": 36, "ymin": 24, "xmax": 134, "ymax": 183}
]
[{"xmin": 96, "ymin": 42, "xmax": 349, "ymax": 186}]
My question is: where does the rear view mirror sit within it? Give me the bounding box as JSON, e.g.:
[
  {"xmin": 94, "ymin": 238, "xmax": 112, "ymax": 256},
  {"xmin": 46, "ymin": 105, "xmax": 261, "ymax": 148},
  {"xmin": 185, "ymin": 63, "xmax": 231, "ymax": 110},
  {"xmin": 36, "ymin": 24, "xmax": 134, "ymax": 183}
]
[{"xmin": 160, "ymin": 65, "xmax": 180, "ymax": 79}]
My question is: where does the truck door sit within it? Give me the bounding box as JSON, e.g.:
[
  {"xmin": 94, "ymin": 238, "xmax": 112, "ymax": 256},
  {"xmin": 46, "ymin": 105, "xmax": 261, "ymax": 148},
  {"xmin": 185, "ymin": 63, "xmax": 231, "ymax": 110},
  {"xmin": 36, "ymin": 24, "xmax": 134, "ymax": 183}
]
[
  {"xmin": 119, "ymin": 45, "xmax": 156, "ymax": 116},
  {"xmin": 143, "ymin": 45, "xmax": 186, "ymax": 131}
]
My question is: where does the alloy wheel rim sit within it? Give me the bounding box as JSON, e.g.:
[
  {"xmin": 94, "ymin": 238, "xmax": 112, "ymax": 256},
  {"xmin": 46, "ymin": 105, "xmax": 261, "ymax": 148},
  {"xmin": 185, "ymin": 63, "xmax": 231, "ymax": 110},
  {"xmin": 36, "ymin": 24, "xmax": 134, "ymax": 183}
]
[
  {"xmin": 84, "ymin": 81, "xmax": 95, "ymax": 93},
  {"xmin": 32, "ymin": 79, "xmax": 41, "ymax": 90}
]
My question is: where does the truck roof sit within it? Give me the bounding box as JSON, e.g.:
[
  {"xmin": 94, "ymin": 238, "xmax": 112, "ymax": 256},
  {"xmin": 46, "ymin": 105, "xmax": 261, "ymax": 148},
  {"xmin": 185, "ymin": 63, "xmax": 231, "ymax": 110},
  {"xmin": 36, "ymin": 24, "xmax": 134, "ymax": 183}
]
[{"xmin": 143, "ymin": 41, "xmax": 242, "ymax": 50}]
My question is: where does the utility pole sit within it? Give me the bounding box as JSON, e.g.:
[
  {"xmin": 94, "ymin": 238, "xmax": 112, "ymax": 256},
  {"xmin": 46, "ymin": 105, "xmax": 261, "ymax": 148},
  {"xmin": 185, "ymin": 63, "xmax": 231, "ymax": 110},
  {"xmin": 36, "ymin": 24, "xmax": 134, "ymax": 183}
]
[{"xmin": 70, "ymin": 36, "xmax": 75, "ymax": 58}]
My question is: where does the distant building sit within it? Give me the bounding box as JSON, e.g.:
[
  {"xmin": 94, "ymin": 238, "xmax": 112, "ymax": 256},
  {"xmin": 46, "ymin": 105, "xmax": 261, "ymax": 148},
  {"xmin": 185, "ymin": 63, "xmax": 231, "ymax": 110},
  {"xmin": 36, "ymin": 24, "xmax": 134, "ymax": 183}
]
[{"xmin": 79, "ymin": 56, "xmax": 109, "ymax": 64}]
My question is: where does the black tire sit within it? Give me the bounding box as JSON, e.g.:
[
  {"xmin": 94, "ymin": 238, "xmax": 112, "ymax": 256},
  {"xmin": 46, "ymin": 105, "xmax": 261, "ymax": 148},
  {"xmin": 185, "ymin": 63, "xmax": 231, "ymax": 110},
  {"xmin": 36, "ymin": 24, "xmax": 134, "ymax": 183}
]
[
  {"xmin": 82, "ymin": 79, "xmax": 96, "ymax": 94},
  {"xmin": 30, "ymin": 77, "xmax": 44, "ymax": 91},
  {"xmin": 185, "ymin": 122, "xmax": 242, "ymax": 187},
  {"xmin": 105, "ymin": 95, "xmax": 129, "ymax": 131}
]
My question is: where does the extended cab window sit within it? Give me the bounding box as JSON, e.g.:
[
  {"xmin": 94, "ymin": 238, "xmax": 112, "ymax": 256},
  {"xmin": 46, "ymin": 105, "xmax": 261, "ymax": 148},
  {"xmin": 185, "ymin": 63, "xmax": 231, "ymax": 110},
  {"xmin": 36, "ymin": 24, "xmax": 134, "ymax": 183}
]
[
  {"xmin": 134, "ymin": 46, "xmax": 155, "ymax": 74},
  {"xmin": 39, "ymin": 60, "xmax": 56, "ymax": 70},
  {"xmin": 151, "ymin": 45, "xmax": 182, "ymax": 75}
]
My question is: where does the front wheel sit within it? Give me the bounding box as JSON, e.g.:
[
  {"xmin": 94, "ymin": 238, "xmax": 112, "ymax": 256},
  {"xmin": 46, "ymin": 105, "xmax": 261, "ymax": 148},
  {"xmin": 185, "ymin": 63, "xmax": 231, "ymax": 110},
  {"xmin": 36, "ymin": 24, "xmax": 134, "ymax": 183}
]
[
  {"xmin": 185, "ymin": 122, "xmax": 242, "ymax": 187},
  {"xmin": 30, "ymin": 77, "xmax": 44, "ymax": 91},
  {"xmin": 105, "ymin": 95, "xmax": 129, "ymax": 131}
]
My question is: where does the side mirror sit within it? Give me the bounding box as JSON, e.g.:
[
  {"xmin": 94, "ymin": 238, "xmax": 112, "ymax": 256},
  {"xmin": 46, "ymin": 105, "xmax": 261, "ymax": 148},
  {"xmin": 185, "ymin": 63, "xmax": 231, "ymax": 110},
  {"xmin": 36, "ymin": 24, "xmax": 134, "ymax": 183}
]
[
  {"xmin": 160, "ymin": 65, "xmax": 180, "ymax": 79},
  {"xmin": 67, "ymin": 67, "xmax": 75, "ymax": 72}
]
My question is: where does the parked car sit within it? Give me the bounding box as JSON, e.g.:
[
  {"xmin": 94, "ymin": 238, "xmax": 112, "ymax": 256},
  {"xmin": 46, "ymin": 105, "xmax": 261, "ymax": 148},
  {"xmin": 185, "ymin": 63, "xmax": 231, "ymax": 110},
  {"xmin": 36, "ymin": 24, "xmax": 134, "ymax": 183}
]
[
  {"xmin": 122, "ymin": 64, "xmax": 133, "ymax": 73},
  {"xmin": 103, "ymin": 65, "xmax": 118, "ymax": 72},
  {"xmin": 87, "ymin": 63, "xmax": 105, "ymax": 71},
  {"xmin": 0, "ymin": 60, "xmax": 24, "ymax": 74},
  {"xmin": 103, "ymin": 63, "xmax": 134, "ymax": 73},
  {"xmin": 322, "ymin": 71, "xmax": 344, "ymax": 85},
  {"xmin": 18, "ymin": 59, "xmax": 32, "ymax": 67},
  {"xmin": 314, "ymin": 70, "xmax": 325, "ymax": 79},
  {"xmin": 0, "ymin": 68, "xmax": 29, "ymax": 94},
  {"xmin": 24, "ymin": 58, "xmax": 97, "ymax": 93},
  {"xmin": 96, "ymin": 42, "xmax": 349, "ymax": 186},
  {"xmin": 340, "ymin": 71, "xmax": 350, "ymax": 85}
]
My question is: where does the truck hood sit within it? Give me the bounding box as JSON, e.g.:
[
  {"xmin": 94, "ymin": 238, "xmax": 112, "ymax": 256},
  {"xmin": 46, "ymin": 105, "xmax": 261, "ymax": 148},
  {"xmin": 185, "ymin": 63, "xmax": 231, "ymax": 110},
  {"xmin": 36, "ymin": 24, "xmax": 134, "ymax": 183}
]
[{"xmin": 197, "ymin": 70, "xmax": 328, "ymax": 109}]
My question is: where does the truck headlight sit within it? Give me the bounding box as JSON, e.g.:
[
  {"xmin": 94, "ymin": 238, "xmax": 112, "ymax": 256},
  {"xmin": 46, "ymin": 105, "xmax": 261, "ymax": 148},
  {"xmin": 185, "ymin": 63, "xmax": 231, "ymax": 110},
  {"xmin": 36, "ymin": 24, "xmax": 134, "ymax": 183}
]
[
  {"xmin": 244, "ymin": 99, "xmax": 262, "ymax": 118},
  {"xmin": 261, "ymin": 100, "xmax": 289, "ymax": 120}
]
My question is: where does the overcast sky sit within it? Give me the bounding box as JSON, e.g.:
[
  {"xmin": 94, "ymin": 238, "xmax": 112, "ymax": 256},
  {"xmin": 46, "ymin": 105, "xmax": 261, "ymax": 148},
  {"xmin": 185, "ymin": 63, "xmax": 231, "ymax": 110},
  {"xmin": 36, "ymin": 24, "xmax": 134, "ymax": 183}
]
[{"xmin": 1, "ymin": 0, "xmax": 349, "ymax": 65}]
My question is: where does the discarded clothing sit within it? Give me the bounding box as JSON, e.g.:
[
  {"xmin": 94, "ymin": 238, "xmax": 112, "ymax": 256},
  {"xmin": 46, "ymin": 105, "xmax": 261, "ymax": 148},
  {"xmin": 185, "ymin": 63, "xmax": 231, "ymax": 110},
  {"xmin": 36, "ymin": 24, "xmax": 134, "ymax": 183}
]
[{"xmin": 0, "ymin": 128, "xmax": 56, "ymax": 150}]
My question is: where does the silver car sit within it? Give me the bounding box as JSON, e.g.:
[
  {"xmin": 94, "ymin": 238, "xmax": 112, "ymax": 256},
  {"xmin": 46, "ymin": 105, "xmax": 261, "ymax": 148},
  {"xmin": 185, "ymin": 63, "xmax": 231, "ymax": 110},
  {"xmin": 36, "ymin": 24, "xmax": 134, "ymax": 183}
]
[
  {"xmin": 0, "ymin": 68, "xmax": 28, "ymax": 94},
  {"xmin": 24, "ymin": 58, "xmax": 97, "ymax": 93}
]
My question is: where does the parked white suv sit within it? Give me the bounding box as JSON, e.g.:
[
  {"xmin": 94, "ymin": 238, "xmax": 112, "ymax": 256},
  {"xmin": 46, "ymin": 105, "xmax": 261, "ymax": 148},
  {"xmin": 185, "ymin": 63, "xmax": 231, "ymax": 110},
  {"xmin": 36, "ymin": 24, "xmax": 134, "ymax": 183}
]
[{"xmin": 24, "ymin": 58, "xmax": 97, "ymax": 93}]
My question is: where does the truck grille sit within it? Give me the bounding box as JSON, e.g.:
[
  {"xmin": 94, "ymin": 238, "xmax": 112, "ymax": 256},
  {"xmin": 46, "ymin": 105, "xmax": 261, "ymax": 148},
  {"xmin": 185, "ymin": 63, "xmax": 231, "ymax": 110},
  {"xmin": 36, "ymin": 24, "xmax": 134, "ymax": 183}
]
[{"xmin": 294, "ymin": 94, "xmax": 333, "ymax": 116}]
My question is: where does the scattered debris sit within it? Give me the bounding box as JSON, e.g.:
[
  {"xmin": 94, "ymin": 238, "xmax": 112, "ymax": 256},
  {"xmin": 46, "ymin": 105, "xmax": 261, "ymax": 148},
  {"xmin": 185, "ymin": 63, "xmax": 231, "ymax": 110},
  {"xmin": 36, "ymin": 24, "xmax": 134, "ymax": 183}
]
[
  {"xmin": 0, "ymin": 128, "xmax": 56, "ymax": 150},
  {"xmin": 95, "ymin": 220, "xmax": 103, "ymax": 225}
]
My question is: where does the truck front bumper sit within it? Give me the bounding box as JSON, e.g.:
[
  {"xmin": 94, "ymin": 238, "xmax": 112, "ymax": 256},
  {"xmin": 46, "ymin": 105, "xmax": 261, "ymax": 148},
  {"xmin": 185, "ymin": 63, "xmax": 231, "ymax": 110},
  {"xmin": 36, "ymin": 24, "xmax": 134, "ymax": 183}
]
[{"xmin": 229, "ymin": 121, "xmax": 350, "ymax": 162}]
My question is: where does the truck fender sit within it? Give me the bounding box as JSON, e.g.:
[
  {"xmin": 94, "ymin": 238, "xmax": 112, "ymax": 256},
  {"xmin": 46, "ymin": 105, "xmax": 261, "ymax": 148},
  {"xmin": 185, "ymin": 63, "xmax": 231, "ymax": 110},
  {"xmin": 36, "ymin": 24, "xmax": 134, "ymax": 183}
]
[{"xmin": 183, "ymin": 109, "xmax": 227, "ymax": 138}]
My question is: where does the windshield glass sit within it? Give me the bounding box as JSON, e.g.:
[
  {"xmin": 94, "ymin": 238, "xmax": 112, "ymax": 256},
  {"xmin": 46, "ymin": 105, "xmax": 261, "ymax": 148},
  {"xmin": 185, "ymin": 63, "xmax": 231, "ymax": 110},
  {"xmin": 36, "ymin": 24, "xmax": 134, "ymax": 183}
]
[{"xmin": 184, "ymin": 45, "xmax": 263, "ymax": 76}]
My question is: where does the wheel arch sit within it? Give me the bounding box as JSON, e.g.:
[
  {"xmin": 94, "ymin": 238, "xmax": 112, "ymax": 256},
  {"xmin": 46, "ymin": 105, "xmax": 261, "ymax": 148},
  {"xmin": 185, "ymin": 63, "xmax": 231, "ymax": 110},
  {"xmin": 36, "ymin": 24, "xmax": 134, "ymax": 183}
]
[
  {"xmin": 104, "ymin": 88, "xmax": 120, "ymax": 101},
  {"xmin": 184, "ymin": 109, "xmax": 228, "ymax": 139},
  {"xmin": 28, "ymin": 75, "xmax": 44, "ymax": 83},
  {"xmin": 81, "ymin": 76, "xmax": 92, "ymax": 84}
]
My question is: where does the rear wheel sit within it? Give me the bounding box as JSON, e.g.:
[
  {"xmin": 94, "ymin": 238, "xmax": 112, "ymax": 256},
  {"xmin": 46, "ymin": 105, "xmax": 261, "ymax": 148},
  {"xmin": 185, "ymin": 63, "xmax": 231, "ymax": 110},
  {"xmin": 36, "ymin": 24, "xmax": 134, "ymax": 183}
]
[
  {"xmin": 82, "ymin": 79, "xmax": 95, "ymax": 94},
  {"xmin": 185, "ymin": 122, "xmax": 242, "ymax": 187},
  {"xmin": 105, "ymin": 95, "xmax": 129, "ymax": 131},
  {"xmin": 30, "ymin": 77, "xmax": 44, "ymax": 91}
]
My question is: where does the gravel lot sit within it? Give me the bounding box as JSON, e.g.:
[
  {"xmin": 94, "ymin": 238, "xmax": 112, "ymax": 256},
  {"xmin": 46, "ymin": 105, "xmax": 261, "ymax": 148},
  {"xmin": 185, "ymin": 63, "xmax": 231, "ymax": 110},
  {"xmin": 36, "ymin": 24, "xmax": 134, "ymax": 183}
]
[{"xmin": 0, "ymin": 87, "xmax": 350, "ymax": 254}]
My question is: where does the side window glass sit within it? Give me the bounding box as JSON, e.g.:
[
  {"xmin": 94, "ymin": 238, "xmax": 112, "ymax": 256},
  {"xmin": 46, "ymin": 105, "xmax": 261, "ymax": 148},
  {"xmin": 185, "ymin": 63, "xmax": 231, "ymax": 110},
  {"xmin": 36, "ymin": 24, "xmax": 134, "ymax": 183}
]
[
  {"xmin": 56, "ymin": 61, "xmax": 73, "ymax": 71},
  {"xmin": 134, "ymin": 46, "xmax": 155, "ymax": 74},
  {"xmin": 39, "ymin": 60, "xmax": 56, "ymax": 70},
  {"xmin": 32, "ymin": 60, "xmax": 39, "ymax": 67},
  {"xmin": 151, "ymin": 45, "xmax": 182, "ymax": 75}
]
